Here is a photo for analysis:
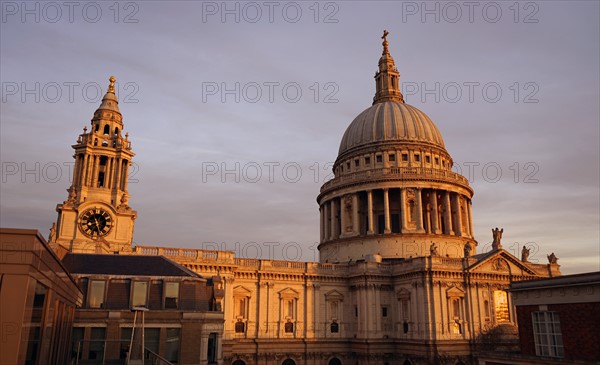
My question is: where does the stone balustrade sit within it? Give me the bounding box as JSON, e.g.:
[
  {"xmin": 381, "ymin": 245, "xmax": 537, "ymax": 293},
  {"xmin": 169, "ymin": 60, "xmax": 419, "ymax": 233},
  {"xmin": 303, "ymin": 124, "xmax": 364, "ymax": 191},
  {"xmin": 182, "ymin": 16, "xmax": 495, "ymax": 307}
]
[{"xmin": 320, "ymin": 166, "xmax": 470, "ymax": 192}]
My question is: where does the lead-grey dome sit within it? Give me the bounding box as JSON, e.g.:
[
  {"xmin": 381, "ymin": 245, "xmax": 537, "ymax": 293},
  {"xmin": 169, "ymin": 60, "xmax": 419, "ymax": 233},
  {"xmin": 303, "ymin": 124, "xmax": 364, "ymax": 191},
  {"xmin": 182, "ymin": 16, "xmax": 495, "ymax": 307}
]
[{"xmin": 338, "ymin": 101, "xmax": 446, "ymax": 157}]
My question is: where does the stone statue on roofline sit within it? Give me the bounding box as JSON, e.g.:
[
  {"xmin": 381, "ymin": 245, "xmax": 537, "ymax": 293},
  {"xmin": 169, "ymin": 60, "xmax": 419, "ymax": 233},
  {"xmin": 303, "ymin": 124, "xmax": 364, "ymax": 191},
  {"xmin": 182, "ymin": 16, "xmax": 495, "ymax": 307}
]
[
  {"xmin": 492, "ymin": 227, "xmax": 503, "ymax": 250},
  {"xmin": 547, "ymin": 252, "xmax": 558, "ymax": 264},
  {"xmin": 521, "ymin": 245, "xmax": 530, "ymax": 262}
]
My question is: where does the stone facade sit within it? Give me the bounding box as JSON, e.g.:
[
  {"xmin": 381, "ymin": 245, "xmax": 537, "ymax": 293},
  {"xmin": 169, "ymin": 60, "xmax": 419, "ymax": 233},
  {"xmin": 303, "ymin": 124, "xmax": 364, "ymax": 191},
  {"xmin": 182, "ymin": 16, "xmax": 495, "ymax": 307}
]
[{"xmin": 47, "ymin": 33, "xmax": 564, "ymax": 365}]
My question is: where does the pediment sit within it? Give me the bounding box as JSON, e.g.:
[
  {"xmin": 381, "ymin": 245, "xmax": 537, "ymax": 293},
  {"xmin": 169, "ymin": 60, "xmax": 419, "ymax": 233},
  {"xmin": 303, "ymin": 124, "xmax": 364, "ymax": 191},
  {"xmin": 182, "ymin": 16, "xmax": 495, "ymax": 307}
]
[
  {"xmin": 325, "ymin": 289, "xmax": 344, "ymax": 301},
  {"xmin": 233, "ymin": 285, "xmax": 252, "ymax": 298},
  {"xmin": 468, "ymin": 249, "xmax": 538, "ymax": 276},
  {"xmin": 446, "ymin": 286, "xmax": 465, "ymax": 298},
  {"xmin": 279, "ymin": 287, "xmax": 299, "ymax": 300},
  {"xmin": 396, "ymin": 288, "xmax": 411, "ymax": 300}
]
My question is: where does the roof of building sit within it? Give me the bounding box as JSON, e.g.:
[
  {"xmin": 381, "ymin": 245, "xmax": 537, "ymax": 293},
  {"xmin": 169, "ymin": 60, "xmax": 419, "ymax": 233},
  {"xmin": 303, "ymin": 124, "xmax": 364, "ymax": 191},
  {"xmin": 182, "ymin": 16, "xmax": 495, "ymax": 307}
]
[
  {"xmin": 510, "ymin": 271, "xmax": 600, "ymax": 291},
  {"xmin": 337, "ymin": 32, "xmax": 447, "ymax": 158},
  {"xmin": 62, "ymin": 253, "xmax": 202, "ymax": 278},
  {"xmin": 338, "ymin": 101, "xmax": 447, "ymax": 157}
]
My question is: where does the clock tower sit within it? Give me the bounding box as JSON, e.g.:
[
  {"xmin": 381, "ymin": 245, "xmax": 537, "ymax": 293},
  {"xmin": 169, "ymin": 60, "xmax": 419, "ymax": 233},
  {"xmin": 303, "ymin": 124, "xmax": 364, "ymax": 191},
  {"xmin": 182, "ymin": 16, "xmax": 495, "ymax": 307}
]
[{"xmin": 51, "ymin": 76, "xmax": 137, "ymax": 253}]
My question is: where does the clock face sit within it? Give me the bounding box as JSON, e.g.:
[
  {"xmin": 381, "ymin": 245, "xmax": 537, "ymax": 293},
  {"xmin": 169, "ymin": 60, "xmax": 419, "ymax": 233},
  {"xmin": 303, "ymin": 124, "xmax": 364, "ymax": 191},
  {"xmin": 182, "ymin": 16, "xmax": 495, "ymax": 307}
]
[{"xmin": 79, "ymin": 208, "xmax": 113, "ymax": 237}]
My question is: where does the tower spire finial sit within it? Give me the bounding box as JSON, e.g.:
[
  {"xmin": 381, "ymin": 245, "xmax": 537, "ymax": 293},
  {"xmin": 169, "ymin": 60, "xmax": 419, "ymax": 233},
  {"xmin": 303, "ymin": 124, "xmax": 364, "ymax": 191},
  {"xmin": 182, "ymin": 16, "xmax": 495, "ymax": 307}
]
[
  {"xmin": 373, "ymin": 31, "xmax": 404, "ymax": 104},
  {"xmin": 108, "ymin": 75, "xmax": 116, "ymax": 94},
  {"xmin": 382, "ymin": 29, "xmax": 389, "ymax": 54}
]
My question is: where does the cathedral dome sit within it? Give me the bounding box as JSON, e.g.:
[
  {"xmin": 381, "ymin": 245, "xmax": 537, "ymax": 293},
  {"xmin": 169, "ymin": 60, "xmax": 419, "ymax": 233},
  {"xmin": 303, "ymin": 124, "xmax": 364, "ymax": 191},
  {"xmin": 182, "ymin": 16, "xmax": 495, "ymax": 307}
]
[{"xmin": 338, "ymin": 101, "xmax": 446, "ymax": 157}]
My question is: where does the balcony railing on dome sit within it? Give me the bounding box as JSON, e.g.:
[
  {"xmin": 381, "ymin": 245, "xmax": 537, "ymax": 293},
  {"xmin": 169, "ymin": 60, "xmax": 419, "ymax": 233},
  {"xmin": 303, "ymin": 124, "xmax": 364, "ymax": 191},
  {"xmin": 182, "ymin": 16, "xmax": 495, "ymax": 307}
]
[{"xmin": 320, "ymin": 166, "xmax": 470, "ymax": 191}]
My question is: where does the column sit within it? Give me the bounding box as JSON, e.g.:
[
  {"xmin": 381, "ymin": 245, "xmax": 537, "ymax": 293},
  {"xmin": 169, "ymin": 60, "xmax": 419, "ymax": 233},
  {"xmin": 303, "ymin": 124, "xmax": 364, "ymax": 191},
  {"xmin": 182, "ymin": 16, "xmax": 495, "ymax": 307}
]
[
  {"xmin": 383, "ymin": 188, "xmax": 391, "ymax": 233},
  {"xmin": 375, "ymin": 285, "xmax": 381, "ymax": 332},
  {"xmin": 452, "ymin": 194, "xmax": 463, "ymax": 236},
  {"xmin": 352, "ymin": 193, "xmax": 359, "ymax": 235},
  {"xmin": 363, "ymin": 285, "xmax": 370, "ymax": 337},
  {"xmin": 319, "ymin": 206, "xmax": 324, "ymax": 242},
  {"xmin": 341, "ymin": 196, "xmax": 348, "ymax": 238},
  {"xmin": 312, "ymin": 284, "xmax": 320, "ymax": 337},
  {"xmin": 367, "ymin": 190, "xmax": 374, "ymax": 235},
  {"xmin": 467, "ymin": 200, "xmax": 474, "ymax": 237},
  {"xmin": 416, "ymin": 188, "xmax": 424, "ymax": 232},
  {"xmin": 71, "ymin": 155, "xmax": 80, "ymax": 187},
  {"xmin": 330, "ymin": 199, "xmax": 337, "ymax": 240},
  {"xmin": 85, "ymin": 154, "xmax": 93, "ymax": 187},
  {"xmin": 430, "ymin": 190, "xmax": 440, "ymax": 234},
  {"xmin": 222, "ymin": 276, "xmax": 234, "ymax": 340},
  {"xmin": 400, "ymin": 188, "xmax": 407, "ymax": 232},
  {"xmin": 323, "ymin": 202, "xmax": 330, "ymax": 241},
  {"xmin": 91, "ymin": 155, "xmax": 100, "ymax": 187},
  {"xmin": 107, "ymin": 157, "xmax": 114, "ymax": 189},
  {"xmin": 122, "ymin": 160, "xmax": 130, "ymax": 191},
  {"xmin": 444, "ymin": 191, "xmax": 454, "ymax": 235},
  {"xmin": 112, "ymin": 158, "xmax": 121, "ymax": 190}
]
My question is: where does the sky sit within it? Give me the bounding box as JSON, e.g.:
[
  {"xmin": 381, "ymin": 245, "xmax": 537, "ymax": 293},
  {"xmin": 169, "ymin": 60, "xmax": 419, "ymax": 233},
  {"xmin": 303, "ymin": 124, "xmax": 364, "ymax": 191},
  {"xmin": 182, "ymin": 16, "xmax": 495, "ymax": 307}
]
[{"xmin": 1, "ymin": 1, "xmax": 598, "ymax": 274}]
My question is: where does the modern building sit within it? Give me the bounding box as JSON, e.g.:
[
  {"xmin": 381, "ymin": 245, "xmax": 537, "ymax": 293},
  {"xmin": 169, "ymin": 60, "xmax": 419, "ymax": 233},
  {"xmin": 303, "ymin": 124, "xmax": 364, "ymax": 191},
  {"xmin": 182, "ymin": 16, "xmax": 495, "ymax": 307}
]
[
  {"xmin": 477, "ymin": 272, "xmax": 600, "ymax": 364},
  {"xmin": 0, "ymin": 228, "xmax": 82, "ymax": 365},
  {"xmin": 62, "ymin": 253, "xmax": 224, "ymax": 365},
  {"xmin": 39, "ymin": 32, "xmax": 568, "ymax": 365}
]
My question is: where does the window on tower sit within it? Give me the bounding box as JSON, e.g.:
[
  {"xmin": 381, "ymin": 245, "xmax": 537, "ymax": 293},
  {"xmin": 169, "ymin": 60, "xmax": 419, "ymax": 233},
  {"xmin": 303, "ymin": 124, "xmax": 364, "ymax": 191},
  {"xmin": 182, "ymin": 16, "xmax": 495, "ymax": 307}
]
[{"xmin": 103, "ymin": 125, "xmax": 110, "ymax": 135}]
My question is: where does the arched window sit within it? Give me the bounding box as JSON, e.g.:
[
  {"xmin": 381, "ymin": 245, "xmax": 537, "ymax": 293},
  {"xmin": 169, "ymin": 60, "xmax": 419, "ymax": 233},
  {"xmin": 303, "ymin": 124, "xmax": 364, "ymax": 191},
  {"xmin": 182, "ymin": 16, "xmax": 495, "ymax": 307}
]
[
  {"xmin": 328, "ymin": 358, "xmax": 342, "ymax": 365},
  {"xmin": 114, "ymin": 127, "xmax": 119, "ymax": 135},
  {"xmin": 103, "ymin": 124, "xmax": 110, "ymax": 135},
  {"xmin": 282, "ymin": 359, "xmax": 296, "ymax": 365},
  {"xmin": 94, "ymin": 138, "xmax": 98, "ymax": 146},
  {"xmin": 95, "ymin": 124, "xmax": 99, "ymax": 132},
  {"xmin": 330, "ymin": 321, "xmax": 339, "ymax": 333}
]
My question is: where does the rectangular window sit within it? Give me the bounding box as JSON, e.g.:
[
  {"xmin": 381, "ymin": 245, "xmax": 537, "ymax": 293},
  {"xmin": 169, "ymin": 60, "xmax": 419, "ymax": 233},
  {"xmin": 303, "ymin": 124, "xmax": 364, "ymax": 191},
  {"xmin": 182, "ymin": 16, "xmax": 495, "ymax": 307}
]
[
  {"xmin": 382, "ymin": 307, "xmax": 388, "ymax": 317},
  {"xmin": 388, "ymin": 154, "xmax": 395, "ymax": 162},
  {"xmin": 207, "ymin": 333, "xmax": 217, "ymax": 364},
  {"xmin": 89, "ymin": 327, "xmax": 106, "ymax": 361},
  {"xmin": 355, "ymin": 159, "xmax": 359, "ymax": 167},
  {"xmin": 71, "ymin": 327, "xmax": 84, "ymax": 362},
  {"xmin": 435, "ymin": 157, "xmax": 439, "ymax": 165},
  {"xmin": 365, "ymin": 157, "xmax": 371, "ymax": 165},
  {"xmin": 132, "ymin": 282, "xmax": 148, "ymax": 308},
  {"xmin": 164, "ymin": 282, "xmax": 179, "ymax": 309},
  {"xmin": 88, "ymin": 280, "xmax": 106, "ymax": 309},
  {"xmin": 425, "ymin": 155, "xmax": 431, "ymax": 163},
  {"xmin": 414, "ymin": 154, "xmax": 420, "ymax": 162},
  {"xmin": 144, "ymin": 328, "xmax": 160, "ymax": 354},
  {"xmin": 402, "ymin": 153, "xmax": 408, "ymax": 162},
  {"xmin": 165, "ymin": 328, "xmax": 180, "ymax": 363},
  {"xmin": 376, "ymin": 155, "xmax": 383, "ymax": 163},
  {"xmin": 533, "ymin": 311, "xmax": 564, "ymax": 358}
]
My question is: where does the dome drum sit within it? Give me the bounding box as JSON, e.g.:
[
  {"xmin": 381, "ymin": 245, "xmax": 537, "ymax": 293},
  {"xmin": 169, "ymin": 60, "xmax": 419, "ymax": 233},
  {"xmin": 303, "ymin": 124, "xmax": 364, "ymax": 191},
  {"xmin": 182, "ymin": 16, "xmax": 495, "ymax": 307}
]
[{"xmin": 319, "ymin": 234, "xmax": 477, "ymax": 263}]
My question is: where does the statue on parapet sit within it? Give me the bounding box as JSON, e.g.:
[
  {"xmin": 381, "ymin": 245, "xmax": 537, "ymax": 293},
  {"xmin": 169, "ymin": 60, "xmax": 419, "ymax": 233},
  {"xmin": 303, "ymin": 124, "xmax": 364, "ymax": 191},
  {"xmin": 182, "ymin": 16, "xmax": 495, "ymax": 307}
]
[
  {"xmin": 430, "ymin": 242, "xmax": 439, "ymax": 256},
  {"xmin": 492, "ymin": 227, "xmax": 504, "ymax": 250},
  {"xmin": 547, "ymin": 252, "xmax": 558, "ymax": 264},
  {"xmin": 48, "ymin": 222, "xmax": 56, "ymax": 243},
  {"xmin": 521, "ymin": 245, "xmax": 530, "ymax": 262},
  {"xmin": 464, "ymin": 243, "xmax": 472, "ymax": 258}
]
